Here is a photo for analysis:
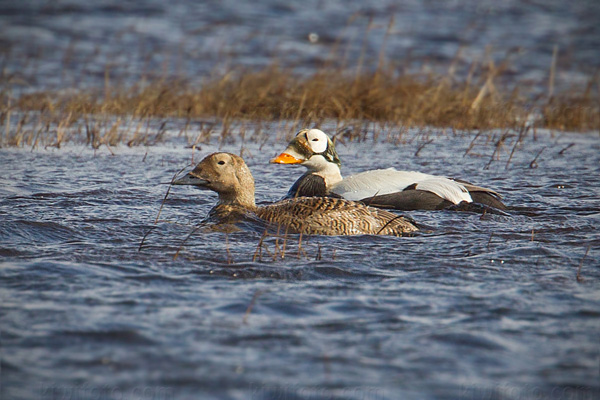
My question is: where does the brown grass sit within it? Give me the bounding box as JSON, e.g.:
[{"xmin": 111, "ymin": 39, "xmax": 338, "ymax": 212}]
[{"xmin": 1, "ymin": 57, "xmax": 598, "ymax": 147}]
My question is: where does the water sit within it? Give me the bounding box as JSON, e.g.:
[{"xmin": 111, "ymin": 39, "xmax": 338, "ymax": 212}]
[
  {"xmin": 2, "ymin": 1, "xmax": 600, "ymax": 398},
  {"xmin": 1, "ymin": 126, "xmax": 599, "ymax": 399},
  {"xmin": 2, "ymin": 0, "xmax": 599, "ymax": 94}
]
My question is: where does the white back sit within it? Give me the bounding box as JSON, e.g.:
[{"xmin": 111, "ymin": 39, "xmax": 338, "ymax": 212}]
[{"xmin": 331, "ymin": 168, "xmax": 472, "ymax": 204}]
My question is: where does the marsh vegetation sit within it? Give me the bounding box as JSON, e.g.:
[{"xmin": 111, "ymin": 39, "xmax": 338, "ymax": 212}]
[{"xmin": 1, "ymin": 24, "xmax": 598, "ymax": 150}]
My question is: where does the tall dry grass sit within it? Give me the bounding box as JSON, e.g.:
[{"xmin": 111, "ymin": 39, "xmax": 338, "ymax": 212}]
[{"xmin": 1, "ymin": 41, "xmax": 598, "ymax": 147}]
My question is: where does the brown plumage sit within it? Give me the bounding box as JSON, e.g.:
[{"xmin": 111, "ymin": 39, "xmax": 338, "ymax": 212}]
[{"xmin": 173, "ymin": 152, "xmax": 418, "ymax": 236}]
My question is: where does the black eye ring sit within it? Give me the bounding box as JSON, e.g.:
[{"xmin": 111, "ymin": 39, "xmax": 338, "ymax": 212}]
[{"xmin": 218, "ymin": 160, "xmax": 225, "ymax": 165}]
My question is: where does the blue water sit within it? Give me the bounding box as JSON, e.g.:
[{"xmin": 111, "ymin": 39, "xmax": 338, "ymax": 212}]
[
  {"xmin": 2, "ymin": 0, "xmax": 600, "ymax": 398},
  {"xmin": 1, "ymin": 125, "xmax": 599, "ymax": 399},
  {"xmin": 2, "ymin": 0, "xmax": 599, "ymax": 94}
]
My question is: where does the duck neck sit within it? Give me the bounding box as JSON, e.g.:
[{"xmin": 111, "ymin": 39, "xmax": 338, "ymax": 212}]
[
  {"xmin": 314, "ymin": 161, "xmax": 343, "ymax": 187},
  {"xmin": 303, "ymin": 155, "xmax": 344, "ymax": 187},
  {"xmin": 216, "ymin": 184, "xmax": 257, "ymax": 211}
]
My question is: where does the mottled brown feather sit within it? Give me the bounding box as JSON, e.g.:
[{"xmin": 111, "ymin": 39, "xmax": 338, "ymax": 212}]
[
  {"xmin": 256, "ymin": 197, "xmax": 418, "ymax": 236},
  {"xmin": 174, "ymin": 153, "xmax": 419, "ymax": 236}
]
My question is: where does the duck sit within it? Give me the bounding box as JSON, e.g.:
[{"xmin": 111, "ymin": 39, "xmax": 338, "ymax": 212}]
[
  {"xmin": 270, "ymin": 128, "xmax": 506, "ymax": 211},
  {"xmin": 172, "ymin": 152, "xmax": 419, "ymax": 236}
]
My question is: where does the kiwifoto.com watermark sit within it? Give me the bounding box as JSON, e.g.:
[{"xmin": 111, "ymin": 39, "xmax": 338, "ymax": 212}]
[{"xmin": 37, "ymin": 384, "xmax": 173, "ymax": 400}]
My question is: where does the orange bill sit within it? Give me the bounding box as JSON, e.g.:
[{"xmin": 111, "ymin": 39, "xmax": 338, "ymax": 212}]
[{"xmin": 270, "ymin": 152, "xmax": 303, "ymax": 164}]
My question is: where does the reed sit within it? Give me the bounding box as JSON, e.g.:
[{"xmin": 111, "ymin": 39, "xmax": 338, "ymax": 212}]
[
  {"xmin": 6, "ymin": 65, "xmax": 598, "ymax": 144},
  {"xmin": 576, "ymin": 245, "xmax": 590, "ymax": 283},
  {"xmin": 1, "ymin": 30, "xmax": 598, "ymax": 148}
]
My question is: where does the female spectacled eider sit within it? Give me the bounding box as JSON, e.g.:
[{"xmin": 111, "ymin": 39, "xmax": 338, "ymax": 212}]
[
  {"xmin": 271, "ymin": 128, "xmax": 506, "ymax": 211},
  {"xmin": 172, "ymin": 152, "xmax": 418, "ymax": 236}
]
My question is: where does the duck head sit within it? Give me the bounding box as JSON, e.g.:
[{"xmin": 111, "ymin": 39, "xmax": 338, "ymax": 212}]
[
  {"xmin": 173, "ymin": 152, "xmax": 256, "ymax": 208},
  {"xmin": 270, "ymin": 129, "xmax": 341, "ymax": 172}
]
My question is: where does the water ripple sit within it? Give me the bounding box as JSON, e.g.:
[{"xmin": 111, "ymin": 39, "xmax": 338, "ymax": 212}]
[{"xmin": 2, "ymin": 132, "xmax": 599, "ymax": 399}]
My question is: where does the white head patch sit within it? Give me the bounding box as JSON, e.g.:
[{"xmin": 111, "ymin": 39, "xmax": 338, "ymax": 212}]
[{"xmin": 305, "ymin": 129, "xmax": 328, "ymax": 154}]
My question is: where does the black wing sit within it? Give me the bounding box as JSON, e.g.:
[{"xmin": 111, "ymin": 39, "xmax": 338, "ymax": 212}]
[
  {"xmin": 286, "ymin": 172, "xmax": 329, "ymax": 198},
  {"xmin": 360, "ymin": 189, "xmax": 452, "ymax": 210}
]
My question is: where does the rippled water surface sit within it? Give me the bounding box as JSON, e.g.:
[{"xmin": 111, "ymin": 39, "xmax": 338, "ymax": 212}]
[
  {"xmin": 2, "ymin": 1, "xmax": 600, "ymax": 398},
  {"xmin": 1, "ymin": 127, "xmax": 599, "ymax": 399},
  {"xmin": 2, "ymin": 0, "xmax": 599, "ymax": 92}
]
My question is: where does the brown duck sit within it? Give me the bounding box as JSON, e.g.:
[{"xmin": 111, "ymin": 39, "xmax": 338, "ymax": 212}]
[{"xmin": 173, "ymin": 152, "xmax": 419, "ymax": 236}]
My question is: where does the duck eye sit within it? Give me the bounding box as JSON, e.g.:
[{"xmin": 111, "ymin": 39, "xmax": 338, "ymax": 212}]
[
  {"xmin": 312, "ymin": 138, "xmax": 319, "ymax": 141},
  {"xmin": 218, "ymin": 160, "xmax": 225, "ymax": 165}
]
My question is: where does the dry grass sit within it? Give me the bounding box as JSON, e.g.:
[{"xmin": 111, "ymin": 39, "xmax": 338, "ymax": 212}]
[{"xmin": 1, "ymin": 53, "xmax": 598, "ymax": 147}]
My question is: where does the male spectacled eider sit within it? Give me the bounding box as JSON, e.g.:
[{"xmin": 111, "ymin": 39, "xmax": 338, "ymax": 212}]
[
  {"xmin": 270, "ymin": 129, "xmax": 506, "ymax": 211},
  {"xmin": 173, "ymin": 152, "xmax": 419, "ymax": 236}
]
